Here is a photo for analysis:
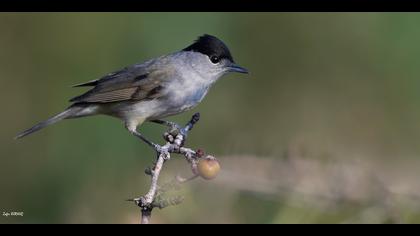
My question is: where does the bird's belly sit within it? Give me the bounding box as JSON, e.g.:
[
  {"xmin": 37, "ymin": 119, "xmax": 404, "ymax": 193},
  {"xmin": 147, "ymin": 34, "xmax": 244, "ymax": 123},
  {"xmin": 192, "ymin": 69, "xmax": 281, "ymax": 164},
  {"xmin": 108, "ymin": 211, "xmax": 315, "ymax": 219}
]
[
  {"xmin": 104, "ymin": 86, "xmax": 208, "ymax": 121},
  {"xmin": 149, "ymin": 96, "xmax": 202, "ymax": 119}
]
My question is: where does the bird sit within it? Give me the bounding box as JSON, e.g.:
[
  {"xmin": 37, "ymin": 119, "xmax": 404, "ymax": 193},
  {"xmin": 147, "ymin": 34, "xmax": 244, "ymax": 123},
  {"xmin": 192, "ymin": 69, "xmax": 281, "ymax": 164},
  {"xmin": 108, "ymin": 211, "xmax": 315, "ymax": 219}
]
[{"xmin": 15, "ymin": 34, "xmax": 248, "ymax": 151}]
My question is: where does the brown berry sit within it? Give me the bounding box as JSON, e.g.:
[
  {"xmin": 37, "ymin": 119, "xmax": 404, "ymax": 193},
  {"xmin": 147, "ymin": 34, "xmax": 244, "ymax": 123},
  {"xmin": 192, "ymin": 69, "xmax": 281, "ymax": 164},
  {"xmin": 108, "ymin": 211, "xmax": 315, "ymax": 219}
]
[{"xmin": 197, "ymin": 156, "xmax": 220, "ymax": 180}]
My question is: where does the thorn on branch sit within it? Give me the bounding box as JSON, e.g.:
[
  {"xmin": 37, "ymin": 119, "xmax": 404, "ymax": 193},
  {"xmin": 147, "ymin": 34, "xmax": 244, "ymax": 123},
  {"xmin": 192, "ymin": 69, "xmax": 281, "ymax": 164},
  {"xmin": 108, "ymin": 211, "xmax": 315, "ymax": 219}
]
[
  {"xmin": 145, "ymin": 167, "xmax": 153, "ymax": 176},
  {"xmin": 191, "ymin": 112, "xmax": 201, "ymax": 125},
  {"xmin": 183, "ymin": 112, "xmax": 201, "ymax": 133}
]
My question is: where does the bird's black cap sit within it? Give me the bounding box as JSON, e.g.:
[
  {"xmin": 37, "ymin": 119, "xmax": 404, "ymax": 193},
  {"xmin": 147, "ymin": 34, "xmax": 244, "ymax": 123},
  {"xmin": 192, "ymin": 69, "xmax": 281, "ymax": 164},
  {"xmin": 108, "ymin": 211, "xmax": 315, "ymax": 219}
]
[{"xmin": 183, "ymin": 34, "xmax": 235, "ymax": 63}]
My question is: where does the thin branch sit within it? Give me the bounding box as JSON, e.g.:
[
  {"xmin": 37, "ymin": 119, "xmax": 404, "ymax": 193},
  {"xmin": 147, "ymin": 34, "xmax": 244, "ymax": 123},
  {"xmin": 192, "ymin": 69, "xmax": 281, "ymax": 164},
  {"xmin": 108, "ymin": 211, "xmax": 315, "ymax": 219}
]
[
  {"xmin": 128, "ymin": 113, "xmax": 205, "ymax": 224},
  {"xmin": 141, "ymin": 208, "xmax": 152, "ymax": 224}
]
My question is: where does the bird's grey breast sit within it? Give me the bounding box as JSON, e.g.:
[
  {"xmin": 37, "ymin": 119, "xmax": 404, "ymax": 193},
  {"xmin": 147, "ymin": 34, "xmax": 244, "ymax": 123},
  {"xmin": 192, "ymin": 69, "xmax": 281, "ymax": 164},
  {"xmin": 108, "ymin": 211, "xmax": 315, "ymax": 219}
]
[
  {"xmin": 161, "ymin": 55, "xmax": 212, "ymax": 115},
  {"xmin": 166, "ymin": 73, "xmax": 209, "ymax": 112}
]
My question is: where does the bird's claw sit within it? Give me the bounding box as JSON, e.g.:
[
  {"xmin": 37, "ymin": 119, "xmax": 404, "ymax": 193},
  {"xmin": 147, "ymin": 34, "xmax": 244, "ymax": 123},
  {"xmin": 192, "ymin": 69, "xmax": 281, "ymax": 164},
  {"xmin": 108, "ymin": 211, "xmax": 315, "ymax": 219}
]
[
  {"xmin": 153, "ymin": 144, "xmax": 170, "ymax": 159},
  {"xmin": 163, "ymin": 123, "xmax": 188, "ymax": 145},
  {"xmin": 168, "ymin": 123, "xmax": 185, "ymax": 136}
]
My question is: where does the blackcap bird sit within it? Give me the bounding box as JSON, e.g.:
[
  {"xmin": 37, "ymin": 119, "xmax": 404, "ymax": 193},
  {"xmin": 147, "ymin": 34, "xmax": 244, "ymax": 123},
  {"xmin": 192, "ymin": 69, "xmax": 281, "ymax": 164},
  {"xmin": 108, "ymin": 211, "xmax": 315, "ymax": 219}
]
[{"xmin": 16, "ymin": 34, "xmax": 248, "ymax": 151}]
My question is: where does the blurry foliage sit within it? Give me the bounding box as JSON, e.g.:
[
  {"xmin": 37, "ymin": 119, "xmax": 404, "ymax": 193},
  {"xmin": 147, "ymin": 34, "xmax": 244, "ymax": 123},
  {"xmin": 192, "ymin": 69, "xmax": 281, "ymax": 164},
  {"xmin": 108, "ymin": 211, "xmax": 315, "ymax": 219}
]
[{"xmin": 1, "ymin": 13, "xmax": 420, "ymax": 223}]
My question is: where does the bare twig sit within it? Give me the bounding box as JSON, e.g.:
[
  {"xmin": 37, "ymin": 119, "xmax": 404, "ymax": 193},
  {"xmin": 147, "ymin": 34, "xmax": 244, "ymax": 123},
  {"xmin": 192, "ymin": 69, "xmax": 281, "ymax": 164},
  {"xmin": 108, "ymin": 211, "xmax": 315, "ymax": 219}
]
[{"xmin": 128, "ymin": 113, "xmax": 205, "ymax": 224}]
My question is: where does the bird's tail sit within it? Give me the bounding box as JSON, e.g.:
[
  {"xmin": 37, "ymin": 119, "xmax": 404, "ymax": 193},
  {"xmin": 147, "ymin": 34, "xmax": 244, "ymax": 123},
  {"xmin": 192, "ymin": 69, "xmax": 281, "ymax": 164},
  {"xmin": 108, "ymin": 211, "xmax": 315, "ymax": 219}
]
[{"xmin": 15, "ymin": 106, "xmax": 84, "ymax": 139}]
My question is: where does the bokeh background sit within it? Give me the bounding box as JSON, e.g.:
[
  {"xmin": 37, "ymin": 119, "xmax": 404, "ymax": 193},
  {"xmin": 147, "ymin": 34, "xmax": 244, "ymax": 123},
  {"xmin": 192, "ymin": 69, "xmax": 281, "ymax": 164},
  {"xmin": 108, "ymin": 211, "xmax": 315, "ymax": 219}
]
[{"xmin": 1, "ymin": 13, "xmax": 420, "ymax": 223}]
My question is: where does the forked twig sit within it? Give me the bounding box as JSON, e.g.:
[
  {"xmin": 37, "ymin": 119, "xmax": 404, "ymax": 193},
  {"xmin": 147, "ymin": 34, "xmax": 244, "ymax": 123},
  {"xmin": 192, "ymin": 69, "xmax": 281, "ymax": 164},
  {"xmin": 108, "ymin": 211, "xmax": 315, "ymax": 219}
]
[{"xmin": 127, "ymin": 113, "xmax": 205, "ymax": 224}]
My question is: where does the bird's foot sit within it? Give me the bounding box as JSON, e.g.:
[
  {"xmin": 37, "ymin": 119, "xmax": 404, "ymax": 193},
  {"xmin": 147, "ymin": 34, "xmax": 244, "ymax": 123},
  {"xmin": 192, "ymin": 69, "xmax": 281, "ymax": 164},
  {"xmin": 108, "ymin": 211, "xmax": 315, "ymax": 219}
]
[
  {"xmin": 163, "ymin": 132, "xmax": 186, "ymax": 147},
  {"xmin": 153, "ymin": 144, "xmax": 170, "ymax": 159},
  {"xmin": 167, "ymin": 122, "xmax": 188, "ymax": 137},
  {"xmin": 167, "ymin": 113, "xmax": 201, "ymax": 142},
  {"xmin": 163, "ymin": 124, "xmax": 188, "ymax": 146}
]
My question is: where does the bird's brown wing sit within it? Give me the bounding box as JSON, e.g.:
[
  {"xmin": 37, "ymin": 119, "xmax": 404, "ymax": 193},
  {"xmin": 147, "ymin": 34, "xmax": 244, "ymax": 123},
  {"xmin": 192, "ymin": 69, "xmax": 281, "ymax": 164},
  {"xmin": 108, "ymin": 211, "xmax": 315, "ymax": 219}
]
[{"xmin": 69, "ymin": 57, "xmax": 173, "ymax": 104}]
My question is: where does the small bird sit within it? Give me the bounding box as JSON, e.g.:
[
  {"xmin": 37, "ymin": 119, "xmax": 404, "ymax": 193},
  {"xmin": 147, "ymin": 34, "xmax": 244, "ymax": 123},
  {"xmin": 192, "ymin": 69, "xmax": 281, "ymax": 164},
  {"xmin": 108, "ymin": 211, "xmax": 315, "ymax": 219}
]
[{"xmin": 15, "ymin": 34, "xmax": 248, "ymax": 151}]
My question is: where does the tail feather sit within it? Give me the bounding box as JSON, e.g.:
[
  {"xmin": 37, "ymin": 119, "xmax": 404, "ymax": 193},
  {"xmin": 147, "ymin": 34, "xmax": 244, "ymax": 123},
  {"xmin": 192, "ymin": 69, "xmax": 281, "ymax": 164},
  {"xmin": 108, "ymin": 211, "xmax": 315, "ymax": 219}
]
[{"xmin": 15, "ymin": 106, "xmax": 81, "ymax": 139}]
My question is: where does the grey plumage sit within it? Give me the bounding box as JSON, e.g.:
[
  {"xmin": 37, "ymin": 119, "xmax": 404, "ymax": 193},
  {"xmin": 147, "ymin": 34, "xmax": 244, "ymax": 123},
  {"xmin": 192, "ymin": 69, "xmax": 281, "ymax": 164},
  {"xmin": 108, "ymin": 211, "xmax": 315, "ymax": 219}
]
[
  {"xmin": 16, "ymin": 34, "xmax": 248, "ymax": 142},
  {"xmin": 69, "ymin": 56, "xmax": 170, "ymax": 104},
  {"xmin": 15, "ymin": 106, "xmax": 83, "ymax": 139}
]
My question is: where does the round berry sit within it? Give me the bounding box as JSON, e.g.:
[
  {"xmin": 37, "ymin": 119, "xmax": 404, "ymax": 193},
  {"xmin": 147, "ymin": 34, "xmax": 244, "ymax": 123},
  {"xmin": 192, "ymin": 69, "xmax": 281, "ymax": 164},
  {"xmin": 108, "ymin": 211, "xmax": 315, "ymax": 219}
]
[{"xmin": 197, "ymin": 156, "xmax": 220, "ymax": 180}]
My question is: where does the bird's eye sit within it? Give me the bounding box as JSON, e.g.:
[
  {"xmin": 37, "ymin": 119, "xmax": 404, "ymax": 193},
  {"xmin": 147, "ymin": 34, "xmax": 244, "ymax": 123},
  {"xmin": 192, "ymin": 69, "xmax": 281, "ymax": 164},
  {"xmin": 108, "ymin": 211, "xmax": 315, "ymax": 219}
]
[{"xmin": 210, "ymin": 55, "xmax": 220, "ymax": 64}]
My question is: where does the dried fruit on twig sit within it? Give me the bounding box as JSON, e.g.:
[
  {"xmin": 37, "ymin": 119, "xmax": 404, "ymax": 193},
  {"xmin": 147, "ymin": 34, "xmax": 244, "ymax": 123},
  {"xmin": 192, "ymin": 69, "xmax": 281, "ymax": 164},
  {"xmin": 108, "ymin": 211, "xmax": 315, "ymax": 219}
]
[{"xmin": 197, "ymin": 156, "xmax": 220, "ymax": 180}]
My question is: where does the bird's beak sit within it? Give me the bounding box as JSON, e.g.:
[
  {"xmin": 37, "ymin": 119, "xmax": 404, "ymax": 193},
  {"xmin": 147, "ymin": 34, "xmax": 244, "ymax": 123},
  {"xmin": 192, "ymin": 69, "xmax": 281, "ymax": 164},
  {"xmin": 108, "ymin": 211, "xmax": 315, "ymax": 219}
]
[{"xmin": 228, "ymin": 63, "xmax": 249, "ymax": 74}]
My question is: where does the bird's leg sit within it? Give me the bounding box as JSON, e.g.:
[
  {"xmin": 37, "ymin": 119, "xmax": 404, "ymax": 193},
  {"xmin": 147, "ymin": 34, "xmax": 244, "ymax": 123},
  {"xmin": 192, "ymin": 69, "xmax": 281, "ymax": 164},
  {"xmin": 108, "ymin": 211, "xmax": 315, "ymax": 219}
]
[
  {"xmin": 133, "ymin": 130, "xmax": 170, "ymax": 154},
  {"xmin": 150, "ymin": 113, "xmax": 200, "ymax": 147},
  {"xmin": 150, "ymin": 119, "xmax": 186, "ymax": 136},
  {"xmin": 126, "ymin": 125, "xmax": 169, "ymax": 154},
  {"xmin": 151, "ymin": 112, "xmax": 200, "ymax": 138}
]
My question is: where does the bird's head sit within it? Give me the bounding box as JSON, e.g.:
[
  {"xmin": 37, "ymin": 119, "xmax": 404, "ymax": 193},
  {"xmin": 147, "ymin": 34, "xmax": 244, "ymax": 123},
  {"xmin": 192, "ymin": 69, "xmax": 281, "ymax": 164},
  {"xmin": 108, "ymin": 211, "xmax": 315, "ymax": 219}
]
[{"xmin": 181, "ymin": 34, "xmax": 248, "ymax": 82}]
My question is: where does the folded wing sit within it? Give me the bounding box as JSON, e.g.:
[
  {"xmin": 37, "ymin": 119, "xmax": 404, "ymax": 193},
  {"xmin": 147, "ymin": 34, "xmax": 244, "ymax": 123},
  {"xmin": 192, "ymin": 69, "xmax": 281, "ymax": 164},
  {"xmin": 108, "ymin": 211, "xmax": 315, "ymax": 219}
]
[{"xmin": 70, "ymin": 57, "xmax": 173, "ymax": 104}]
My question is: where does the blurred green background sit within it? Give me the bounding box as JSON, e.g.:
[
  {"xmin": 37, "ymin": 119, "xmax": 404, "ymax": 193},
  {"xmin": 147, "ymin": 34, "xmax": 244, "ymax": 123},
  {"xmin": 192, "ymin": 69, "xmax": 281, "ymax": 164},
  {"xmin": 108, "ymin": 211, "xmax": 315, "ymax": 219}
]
[{"xmin": 2, "ymin": 13, "xmax": 420, "ymax": 223}]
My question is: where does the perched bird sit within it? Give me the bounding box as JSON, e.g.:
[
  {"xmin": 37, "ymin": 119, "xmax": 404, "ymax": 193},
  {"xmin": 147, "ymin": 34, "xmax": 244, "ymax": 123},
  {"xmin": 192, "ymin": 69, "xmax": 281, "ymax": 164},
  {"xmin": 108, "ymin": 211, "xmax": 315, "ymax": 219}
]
[{"xmin": 15, "ymin": 34, "xmax": 248, "ymax": 151}]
